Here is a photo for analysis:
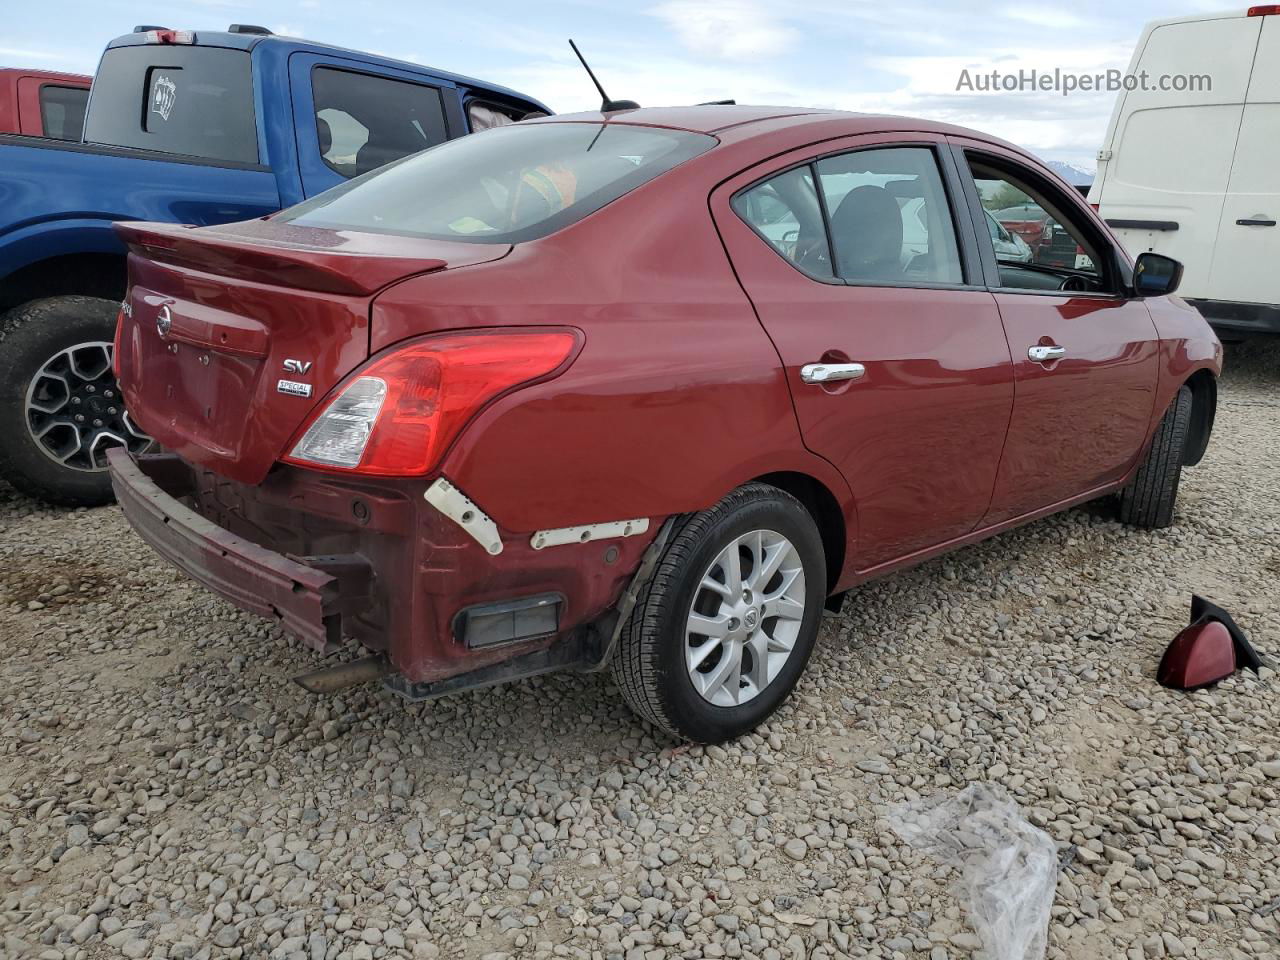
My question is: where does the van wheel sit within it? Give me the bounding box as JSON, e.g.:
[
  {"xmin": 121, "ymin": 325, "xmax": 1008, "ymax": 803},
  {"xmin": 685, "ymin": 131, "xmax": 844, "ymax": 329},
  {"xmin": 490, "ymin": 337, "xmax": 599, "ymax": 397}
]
[
  {"xmin": 1118, "ymin": 384, "xmax": 1193, "ymax": 529},
  {"xmin": 612, "ymin": 483, "xmax": 826, "ymax": 744},
  {"xmin": 0, "ymin": 297, "xmax": 150, "ymax": 507}
]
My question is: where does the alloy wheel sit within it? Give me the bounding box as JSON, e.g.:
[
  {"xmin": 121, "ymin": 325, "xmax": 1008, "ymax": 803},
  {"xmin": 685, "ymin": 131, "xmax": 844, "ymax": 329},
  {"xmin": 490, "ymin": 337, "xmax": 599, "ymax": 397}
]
[
  {"xmin": 24, "ymin": 341, "xmax": 151, "ymax": 472},
  {"xmin": 684, "ymin": 528, "xmax": 806, "ymax": 707}
]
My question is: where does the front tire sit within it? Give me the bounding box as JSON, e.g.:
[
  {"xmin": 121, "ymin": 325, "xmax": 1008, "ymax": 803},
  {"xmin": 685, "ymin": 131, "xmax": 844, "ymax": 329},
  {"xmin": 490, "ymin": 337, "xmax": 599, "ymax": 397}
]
[
  {"xmin": 0, "ymin": 296, "xmax": 149, "ymax": 507},
  {"xmin": 612, "ymin": 483, "xmax": 827, "ymax": 744},
  {"xmin": 1118, "ymin": 384, "xmax": 1193, "ymax": 529}
]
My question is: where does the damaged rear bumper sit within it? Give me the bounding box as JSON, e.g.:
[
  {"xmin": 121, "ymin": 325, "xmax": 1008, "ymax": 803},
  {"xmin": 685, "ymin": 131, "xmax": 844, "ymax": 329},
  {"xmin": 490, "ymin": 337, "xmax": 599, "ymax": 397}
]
[
  {"xmin": 106, "ymin": 449, "xmax": 660, "ymax": 695},
  {"xmin": 106, "ymin": 449, "xmax": 372, "ymax": 654}
]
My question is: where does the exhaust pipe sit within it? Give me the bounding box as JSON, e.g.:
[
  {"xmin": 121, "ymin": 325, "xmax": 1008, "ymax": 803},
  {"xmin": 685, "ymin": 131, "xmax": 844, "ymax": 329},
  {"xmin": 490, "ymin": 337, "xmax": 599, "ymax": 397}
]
[{"xmin": 293, "ymin": 655, "xmax": 392, "ymax": 694}]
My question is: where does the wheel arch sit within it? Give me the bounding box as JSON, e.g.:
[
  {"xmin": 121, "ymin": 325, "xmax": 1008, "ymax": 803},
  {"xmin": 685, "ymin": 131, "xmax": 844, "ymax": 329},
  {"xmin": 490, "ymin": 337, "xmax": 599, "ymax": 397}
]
[
  {"xmin": 751, "ymin": 470, "xmax": 846, "ymax": 594},
  {"xmin": 0, "ymin": 252, "xmax": 127, "ymax": 316},
  {"xmin": 1182, "ymin": 369, "xmax": 1216, "ymax": 467}
]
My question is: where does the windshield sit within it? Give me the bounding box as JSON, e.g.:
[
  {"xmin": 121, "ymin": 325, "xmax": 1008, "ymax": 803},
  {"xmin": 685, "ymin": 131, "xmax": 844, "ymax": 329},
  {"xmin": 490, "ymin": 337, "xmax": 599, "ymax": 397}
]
[{"xmin": 278, "ymin": 122, "xmax": 716, "ymax": 243}]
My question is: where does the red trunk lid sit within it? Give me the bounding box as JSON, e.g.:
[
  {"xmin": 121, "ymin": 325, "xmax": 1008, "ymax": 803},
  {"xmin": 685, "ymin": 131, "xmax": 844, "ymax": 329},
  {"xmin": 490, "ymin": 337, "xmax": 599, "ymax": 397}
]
[{"xmin": 115, "ymin": 219, "xmax": 510, "ymax": 484}]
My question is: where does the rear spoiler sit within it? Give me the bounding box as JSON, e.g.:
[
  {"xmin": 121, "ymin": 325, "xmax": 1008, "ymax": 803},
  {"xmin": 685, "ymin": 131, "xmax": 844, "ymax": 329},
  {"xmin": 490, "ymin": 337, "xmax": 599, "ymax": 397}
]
[{"xmin": 113, "ymin": 220, "xmax": 458, "ymax": 296}]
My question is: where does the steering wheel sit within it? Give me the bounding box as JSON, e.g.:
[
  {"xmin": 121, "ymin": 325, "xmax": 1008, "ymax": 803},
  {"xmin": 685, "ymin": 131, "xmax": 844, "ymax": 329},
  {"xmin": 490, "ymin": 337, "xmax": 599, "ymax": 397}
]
[{"xmin": 1059, "ymin": 274, "xmax": 1088, "ymax": 293}]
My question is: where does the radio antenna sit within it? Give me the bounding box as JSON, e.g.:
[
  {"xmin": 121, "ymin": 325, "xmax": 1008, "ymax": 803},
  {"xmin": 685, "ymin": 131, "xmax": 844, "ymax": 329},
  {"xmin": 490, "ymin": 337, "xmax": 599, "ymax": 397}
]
[{"xmin": 568, "ymin": 39, "xmax": 639, "ymax": 113}]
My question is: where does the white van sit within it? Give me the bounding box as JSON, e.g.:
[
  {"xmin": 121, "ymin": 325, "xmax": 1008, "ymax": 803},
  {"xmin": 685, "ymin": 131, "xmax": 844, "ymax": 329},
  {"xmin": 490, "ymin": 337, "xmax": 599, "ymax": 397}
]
[{"xmin": 1089, "ymin": 7, "xmax": 1280, "ymax": 338}]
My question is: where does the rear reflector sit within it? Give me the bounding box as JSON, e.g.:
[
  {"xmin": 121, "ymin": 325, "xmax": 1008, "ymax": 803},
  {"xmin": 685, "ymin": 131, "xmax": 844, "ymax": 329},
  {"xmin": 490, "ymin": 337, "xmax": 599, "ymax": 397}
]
[
  {"xmin": 284, "ymin": 329, "xmax": 579, "ymax": 476},
  {"xmin": 455, "ymin": 593, "xmax": 562, "ymax": 649},
  {"xmin": 1249, "ymin": 5, "xmax": 1280, "ymax": 15}
]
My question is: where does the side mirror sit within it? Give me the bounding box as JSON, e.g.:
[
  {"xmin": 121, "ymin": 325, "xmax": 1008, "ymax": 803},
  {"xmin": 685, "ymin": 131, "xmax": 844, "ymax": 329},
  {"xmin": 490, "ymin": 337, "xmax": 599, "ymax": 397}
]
[{"xmin": 1134, "ymin": 252, "xmax": 1183, "ymax": 297}]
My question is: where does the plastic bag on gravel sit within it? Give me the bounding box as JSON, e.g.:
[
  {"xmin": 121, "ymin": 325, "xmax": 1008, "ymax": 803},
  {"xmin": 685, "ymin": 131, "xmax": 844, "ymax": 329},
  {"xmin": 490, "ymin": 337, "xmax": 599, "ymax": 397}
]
[{"xmin": 889, "ymin": 782, "xmax": 1057, "ymax": 960}]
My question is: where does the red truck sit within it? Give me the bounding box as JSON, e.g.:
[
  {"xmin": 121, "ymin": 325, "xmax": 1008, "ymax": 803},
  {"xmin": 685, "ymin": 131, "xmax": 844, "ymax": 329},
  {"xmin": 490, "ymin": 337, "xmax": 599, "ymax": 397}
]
[{"xmin": 0, "ymin": 69, "xmax": 91, "ymax": 140}]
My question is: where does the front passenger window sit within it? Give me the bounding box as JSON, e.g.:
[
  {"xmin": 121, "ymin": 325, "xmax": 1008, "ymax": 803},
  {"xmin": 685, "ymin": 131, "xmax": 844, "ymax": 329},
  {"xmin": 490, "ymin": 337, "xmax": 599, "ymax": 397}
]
[{"xmin": 969, "ymin": 162, "xmax": 1105, "ymax": 291}]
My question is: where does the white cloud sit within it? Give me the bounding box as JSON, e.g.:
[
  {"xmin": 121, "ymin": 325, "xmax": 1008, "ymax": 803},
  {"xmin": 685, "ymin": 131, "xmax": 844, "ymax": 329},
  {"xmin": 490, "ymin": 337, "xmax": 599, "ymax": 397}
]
[
  {"xmin": 649, "ymin": 0, "xmax": 798, "ymax": 59},
  {"xmin": 0, "ymin": 46, "xmax": 77, "ymax": 63},
  {"xmin": 1000, "ymin": 7, "xmax": 1086, "ymax": 30}
]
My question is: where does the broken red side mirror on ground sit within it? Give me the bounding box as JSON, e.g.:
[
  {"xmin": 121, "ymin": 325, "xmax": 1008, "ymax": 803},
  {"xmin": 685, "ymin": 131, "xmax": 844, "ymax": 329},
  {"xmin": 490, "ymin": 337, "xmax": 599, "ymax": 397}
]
[{"xmin": 1158, "ymin": 595, "xmax": 1263, "ymax": 690}]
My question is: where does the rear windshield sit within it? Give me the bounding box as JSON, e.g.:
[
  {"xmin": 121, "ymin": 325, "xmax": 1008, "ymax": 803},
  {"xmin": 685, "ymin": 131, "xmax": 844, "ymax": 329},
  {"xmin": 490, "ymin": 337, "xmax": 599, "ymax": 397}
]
[
  {"xmin": 277, "ymin": 122, "xmax": 715, "ymax": 243},
  {"xmin": 84, "ymin": 45, "xmax": 257, "ymax": 164}
]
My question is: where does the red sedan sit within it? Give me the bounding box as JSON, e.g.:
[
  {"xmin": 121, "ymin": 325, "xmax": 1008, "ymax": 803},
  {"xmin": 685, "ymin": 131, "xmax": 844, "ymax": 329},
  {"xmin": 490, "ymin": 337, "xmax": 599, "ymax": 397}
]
[{"xmin": 109, "ymin": 106, "xmax": 1221, "ymax": 743}]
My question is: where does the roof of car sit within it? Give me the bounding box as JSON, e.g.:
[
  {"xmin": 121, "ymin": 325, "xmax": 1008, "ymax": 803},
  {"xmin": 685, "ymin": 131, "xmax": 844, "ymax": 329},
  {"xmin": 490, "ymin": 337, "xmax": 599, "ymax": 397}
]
[{"xmin": 532, "ymin": 105, "xmax": 1022, "ymax": 150}]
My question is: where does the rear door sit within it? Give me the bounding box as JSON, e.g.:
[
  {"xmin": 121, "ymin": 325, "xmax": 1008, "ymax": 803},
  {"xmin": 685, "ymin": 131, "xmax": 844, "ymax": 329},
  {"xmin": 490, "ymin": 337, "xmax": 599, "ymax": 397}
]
[
  {"xmin": 712, "ymin": 134, "xmax": 1014, "ymax": 572},
  {"xmin": 1207, "ymin": 14, "xmax": 1280, "ymax": 306},
  {"xmin": 288, "ymin": 53, "xmax": 453, "ymax": 198},
  {"xmin": 952, "ymin": 140, "xmax": 1160, "ymax": 525},
  {"xmin": 1095, "ymin": 14, "xmax": 1262, "ymax": 298}
]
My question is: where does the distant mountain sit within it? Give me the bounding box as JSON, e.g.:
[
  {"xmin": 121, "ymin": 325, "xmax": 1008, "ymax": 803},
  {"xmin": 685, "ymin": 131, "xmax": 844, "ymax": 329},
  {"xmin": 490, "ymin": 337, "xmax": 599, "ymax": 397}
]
[{"xmin": 1045, "ymin": 160, "xmax": 1095, "ymax": 187}]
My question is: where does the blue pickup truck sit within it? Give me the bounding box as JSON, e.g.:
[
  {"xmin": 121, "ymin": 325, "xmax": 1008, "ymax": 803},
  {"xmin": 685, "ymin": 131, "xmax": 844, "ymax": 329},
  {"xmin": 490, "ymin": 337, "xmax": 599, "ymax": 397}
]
[{"xmin": 0, "ymin": 25, "xmax": 548, "ymax": 505}]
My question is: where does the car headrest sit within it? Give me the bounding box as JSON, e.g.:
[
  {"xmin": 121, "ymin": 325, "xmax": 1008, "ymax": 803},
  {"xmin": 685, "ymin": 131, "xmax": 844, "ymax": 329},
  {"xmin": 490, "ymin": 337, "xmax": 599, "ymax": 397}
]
[{"xmin": 830, "ymin": 185, "xmax": 903, "ymax": 280}]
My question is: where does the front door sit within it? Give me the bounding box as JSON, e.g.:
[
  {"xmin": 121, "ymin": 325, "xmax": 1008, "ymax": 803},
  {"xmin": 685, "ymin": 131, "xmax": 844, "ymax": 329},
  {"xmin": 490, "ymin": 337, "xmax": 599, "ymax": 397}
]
[
  {"xmin": 951, "ymin": 140, "xmax": 1161, "ymax": 525},
  {"xmin": 712, "ymin": 135, "xmax": 1014, "ymax": 572}
]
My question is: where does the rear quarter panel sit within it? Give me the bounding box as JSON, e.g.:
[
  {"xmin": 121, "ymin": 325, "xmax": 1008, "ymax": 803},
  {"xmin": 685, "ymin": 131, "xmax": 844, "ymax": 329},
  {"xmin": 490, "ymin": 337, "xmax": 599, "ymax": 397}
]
[{"xmin": 370, "ymin": 163, "xmax": 855, "ymax": 540}]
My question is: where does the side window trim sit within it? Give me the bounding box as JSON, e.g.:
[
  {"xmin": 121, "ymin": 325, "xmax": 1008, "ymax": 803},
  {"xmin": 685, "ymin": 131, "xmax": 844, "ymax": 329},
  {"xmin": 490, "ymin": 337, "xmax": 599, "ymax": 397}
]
[
  {"xmin": 949, "ymin": 142, "xmax": 1126, "ymax": 299},
  {"xmin": 731, "ymin": 140, "xmax": 984, "ymax": 292}
]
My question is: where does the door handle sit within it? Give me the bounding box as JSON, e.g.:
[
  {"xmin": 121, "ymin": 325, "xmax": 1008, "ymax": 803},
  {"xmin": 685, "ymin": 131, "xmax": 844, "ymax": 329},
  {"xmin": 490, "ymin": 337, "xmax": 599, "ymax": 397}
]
[
  {"xmin": 1028, "ymin": 345, "xmax": 1066, "ymax": 363},
  {"xmin": 1236, "ymin": 217, "xmax": 1277, "ymax": 227},
  {"xmin": 800, "ymin": 362, "xmax": 866, "ymax": 384}
]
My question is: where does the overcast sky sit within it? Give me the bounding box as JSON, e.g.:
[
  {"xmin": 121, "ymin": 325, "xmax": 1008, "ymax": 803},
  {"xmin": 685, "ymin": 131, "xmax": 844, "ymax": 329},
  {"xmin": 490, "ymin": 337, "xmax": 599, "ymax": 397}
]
[{"xmin": 4, "ymin": 0, "xmax": 1232, "ymax": 167}]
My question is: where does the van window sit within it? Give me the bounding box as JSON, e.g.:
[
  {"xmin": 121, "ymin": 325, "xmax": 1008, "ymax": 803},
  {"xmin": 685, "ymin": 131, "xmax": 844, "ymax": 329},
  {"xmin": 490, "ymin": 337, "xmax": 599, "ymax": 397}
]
[
  {"xmin": 280, "ymin": 121, "xmax": 714, "ymax": 243},
  {"xmin": 84, "ymin": 45, "xmax": 258, "ymax": 164},
  {"xmin": 38, "ymin": 84, "xmax": 88, "ymax": 141},
  {"xmin": 311, "ymin": 68, "xmax": 448, "ymax": 179}
]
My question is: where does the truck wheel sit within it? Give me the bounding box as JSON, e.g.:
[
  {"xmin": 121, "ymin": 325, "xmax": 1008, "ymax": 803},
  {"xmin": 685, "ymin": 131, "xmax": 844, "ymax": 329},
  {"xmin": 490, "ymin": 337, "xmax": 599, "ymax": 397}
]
[
  {"xmin": 1118, "ymin": 384, "xmax": 1193, "ymax": 530},
  {"xmin": 612, "ymin": 483, "xmax": 826, "ymax": 744},
  {"xmin": 0, "ymin": 297, "xmax": 150, "ymax": 507}
]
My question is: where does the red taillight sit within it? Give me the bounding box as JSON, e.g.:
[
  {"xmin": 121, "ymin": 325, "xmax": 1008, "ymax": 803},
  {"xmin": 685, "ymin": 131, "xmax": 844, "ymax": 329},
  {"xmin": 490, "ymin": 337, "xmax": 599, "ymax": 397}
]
[
  {"xmin": 1248, "ymin": 5, "xmax": 1280, "ymax": 15},
  {"xmin": 1090, "ymin": 203, "xmax": 1099, "ymax": 212},
  {"xmin": 284, "ymin": 329, "xmax": 579, "ymax": 476}
]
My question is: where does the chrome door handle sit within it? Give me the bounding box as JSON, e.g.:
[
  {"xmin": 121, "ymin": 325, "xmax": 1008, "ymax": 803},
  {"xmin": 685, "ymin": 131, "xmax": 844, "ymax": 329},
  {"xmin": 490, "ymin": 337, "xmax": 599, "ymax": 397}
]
[
  {"xmin": 800, "ymin": 362, "xmax": 866, "ymax": 384},
  {"xmin": 1028, "ymin": 345, "xmax": 1066, "ymax": 363}
]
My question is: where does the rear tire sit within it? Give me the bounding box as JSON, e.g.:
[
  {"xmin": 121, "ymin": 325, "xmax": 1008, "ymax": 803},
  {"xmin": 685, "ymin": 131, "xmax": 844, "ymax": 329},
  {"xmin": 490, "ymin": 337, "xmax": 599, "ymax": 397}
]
[
  {"xmin": 612, "ymin": 483, "xmax": 826, "ymax": 744},
  {"xmin": 0, "ymin": 296, "xmax": 148, "ymax": 507},
  {"xmin": 1118, "ymin": 385, "xmax": 1193, "ymax": 529}
]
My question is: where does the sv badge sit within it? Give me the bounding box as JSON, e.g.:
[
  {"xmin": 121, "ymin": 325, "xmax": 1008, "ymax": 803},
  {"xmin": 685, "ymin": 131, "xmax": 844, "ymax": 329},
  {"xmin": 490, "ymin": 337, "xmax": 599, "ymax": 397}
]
[{"xmin": 283, "ymin": 359, "xmax": 313, "ymax": 375}]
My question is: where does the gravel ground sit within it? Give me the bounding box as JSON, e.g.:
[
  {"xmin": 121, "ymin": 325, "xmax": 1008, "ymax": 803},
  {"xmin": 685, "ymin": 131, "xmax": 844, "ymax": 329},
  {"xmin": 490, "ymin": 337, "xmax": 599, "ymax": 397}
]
[{"xmin": 2, "ymin": 341, "xmax": 1279, "ymax": 960}]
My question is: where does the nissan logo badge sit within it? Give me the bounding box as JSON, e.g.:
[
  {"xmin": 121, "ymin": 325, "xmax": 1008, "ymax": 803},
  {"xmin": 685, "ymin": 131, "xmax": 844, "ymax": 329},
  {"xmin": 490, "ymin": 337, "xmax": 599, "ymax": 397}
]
[{"xmin": 156, "ymin": 305, "xmax": 172, "ymax": 337}]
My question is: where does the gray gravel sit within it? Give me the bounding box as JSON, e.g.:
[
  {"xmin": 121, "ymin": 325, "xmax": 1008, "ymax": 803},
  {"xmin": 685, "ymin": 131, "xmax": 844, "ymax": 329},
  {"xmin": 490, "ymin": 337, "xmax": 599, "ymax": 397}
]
[{"xmin": 2, "ymin": 341, "xmax": 1279, "ymax": 960}]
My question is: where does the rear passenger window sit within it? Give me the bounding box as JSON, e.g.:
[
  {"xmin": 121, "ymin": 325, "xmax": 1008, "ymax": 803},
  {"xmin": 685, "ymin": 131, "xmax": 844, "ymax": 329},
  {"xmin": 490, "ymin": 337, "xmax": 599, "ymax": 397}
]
[
  {"xmin": 39, "ymin": 84, "xmax": 88, "ymax": 141},
  {"xmin": 815, "ymin": 148, "xmax": 963, "ymax": 285},
  {"xmin": 732, "ymin": 167, "xmax": 833, "ymax": 280},
  {"xmin": 312, "ymin": 68, "xmax": 448, "ymax": 179}
]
